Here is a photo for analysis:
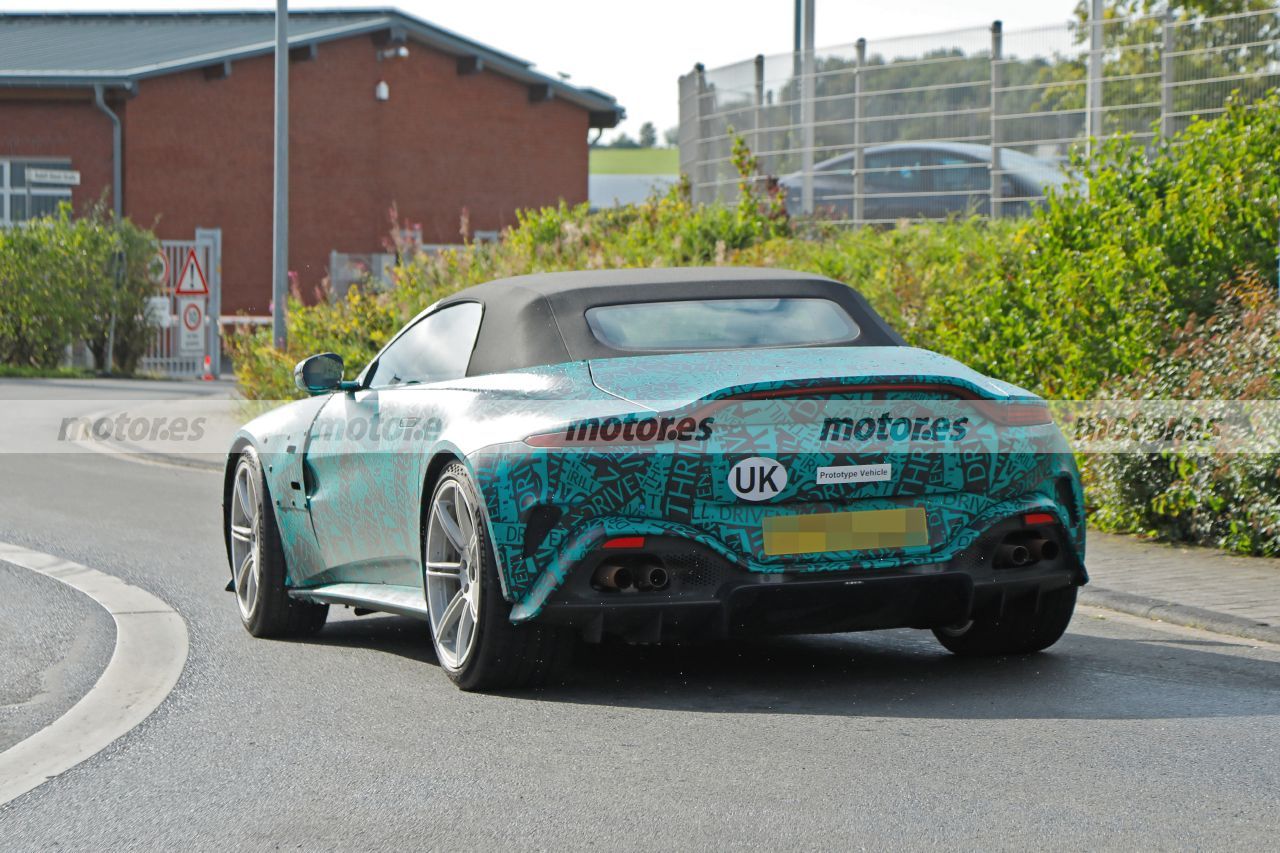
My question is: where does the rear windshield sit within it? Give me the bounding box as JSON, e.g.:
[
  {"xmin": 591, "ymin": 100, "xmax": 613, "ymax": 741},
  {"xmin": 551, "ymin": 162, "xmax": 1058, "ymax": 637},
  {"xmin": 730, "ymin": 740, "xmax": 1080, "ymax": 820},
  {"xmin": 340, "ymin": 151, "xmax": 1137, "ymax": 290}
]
[
  {"xmin": 586, "ymin": 295, "xmax": 865, "ymax": 350},
  {"xmin": 586, "ymin": 297, "xmax": 860, "ymax": 350},
  {"xmin": 585, "ymin": 297, "xmax": 860, "ymax": 352}
]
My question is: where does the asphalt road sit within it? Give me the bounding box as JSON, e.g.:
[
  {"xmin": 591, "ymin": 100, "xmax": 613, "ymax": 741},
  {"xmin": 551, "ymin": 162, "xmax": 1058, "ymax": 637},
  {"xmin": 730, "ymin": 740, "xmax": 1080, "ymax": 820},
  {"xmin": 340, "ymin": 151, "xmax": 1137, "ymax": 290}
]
[
  {"xmin": 1, "ymin": 380, "xmax": 1278, "ymax": 850},
  {"xmin": 0, "ymin": 562, "xmax": 114, "ymax": 753}
]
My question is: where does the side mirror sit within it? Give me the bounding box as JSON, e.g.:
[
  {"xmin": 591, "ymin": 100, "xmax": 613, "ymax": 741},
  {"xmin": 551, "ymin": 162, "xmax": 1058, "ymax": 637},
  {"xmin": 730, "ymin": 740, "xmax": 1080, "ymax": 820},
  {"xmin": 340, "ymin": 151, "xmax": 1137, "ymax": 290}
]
[{"xmin": 294, "ymin": 353, "xmax": 347, "ymax": 395}]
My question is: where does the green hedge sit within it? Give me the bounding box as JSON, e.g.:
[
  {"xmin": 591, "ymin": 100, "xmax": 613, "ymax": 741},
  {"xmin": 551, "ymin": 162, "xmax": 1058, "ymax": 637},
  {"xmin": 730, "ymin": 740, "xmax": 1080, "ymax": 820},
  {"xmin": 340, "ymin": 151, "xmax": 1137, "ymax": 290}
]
[
  {"xmin": 1086, "ymin": 276, "xmax": 1280, "ymax": 555},
  {"xmin": 0, "ymin": 202, "xmax": 160, "ymax": 374},
  {"xmin": 228, "ymin": 94, "xmax": 1280, "ymax": 555}
]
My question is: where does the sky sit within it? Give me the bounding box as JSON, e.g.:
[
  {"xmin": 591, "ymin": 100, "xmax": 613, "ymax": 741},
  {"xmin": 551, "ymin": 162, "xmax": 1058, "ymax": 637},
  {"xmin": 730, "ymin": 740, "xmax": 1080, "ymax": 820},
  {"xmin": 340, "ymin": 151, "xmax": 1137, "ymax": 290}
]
[{"xmin": 3, "ymin": 1, "xmax": 1080, "ymax": 141}]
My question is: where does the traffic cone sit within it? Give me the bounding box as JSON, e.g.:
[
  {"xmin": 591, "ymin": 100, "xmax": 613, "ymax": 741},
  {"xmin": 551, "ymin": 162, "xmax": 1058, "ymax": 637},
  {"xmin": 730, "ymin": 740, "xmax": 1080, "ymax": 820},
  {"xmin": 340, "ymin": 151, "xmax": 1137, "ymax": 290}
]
[{"xmin": 201, "ymin": 355, "xmax": 215, "ymax": 382}]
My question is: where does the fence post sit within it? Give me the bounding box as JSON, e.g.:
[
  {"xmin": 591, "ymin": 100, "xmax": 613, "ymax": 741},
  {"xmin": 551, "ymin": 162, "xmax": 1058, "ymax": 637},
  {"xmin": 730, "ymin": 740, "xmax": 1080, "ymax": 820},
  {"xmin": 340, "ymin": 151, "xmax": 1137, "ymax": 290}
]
[
  {"xmin": 694, "ymin": 63, "xmax": 709, "ymax": 205},
  {"xmin": 853, "ymin": 38, "xmax": 866, "ymax": 225},
  {"xmin": 1086, "ymin": 0, "xmax": 1104, "ymax": 156},
  {"xmin": 754, "ymin": 54, "xmax": 766, "ymax": 177},
  {"xmin": 990, "ymin": 20, "xmax": 1003, "ymax": 220},
  {"xmin": 799, "ymin": 0, "xmax": 816, "ymax": 214},
  {"xmin": 792, "ymin": 1, "xmax": 802, "ymax": 186},
  {"xmin": 197, "ymin": 227, "xmax": 222, "ymax": 376},
  {"xmin": 1161, "ymin": 11, "xmax": 1174, "ymax": 139},
  {"xmin": 677, "ymin": 68, "xmax": 697, "ymax": 197}
]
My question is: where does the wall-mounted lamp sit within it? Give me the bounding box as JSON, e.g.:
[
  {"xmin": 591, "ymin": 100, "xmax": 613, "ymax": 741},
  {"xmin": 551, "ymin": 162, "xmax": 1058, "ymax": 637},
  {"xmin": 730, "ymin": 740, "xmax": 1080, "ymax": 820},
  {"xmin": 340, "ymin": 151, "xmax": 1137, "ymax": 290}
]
[
  {"xmin": 375, "ymin": 80, "xmax": 390, "ymax": 101},
  {"xmin": 377, "ymin": 45, "xmax": 410, "ymax": 62}
]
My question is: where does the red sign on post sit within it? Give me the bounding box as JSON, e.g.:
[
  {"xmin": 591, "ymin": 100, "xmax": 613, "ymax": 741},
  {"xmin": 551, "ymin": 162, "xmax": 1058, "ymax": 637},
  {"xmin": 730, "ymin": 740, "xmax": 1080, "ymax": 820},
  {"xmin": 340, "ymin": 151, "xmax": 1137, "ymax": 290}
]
[
  {"xmin": 177, "ymin": 297, "xmax": 204, "ymax": 357},
  {"xmin": 182, "ymin": 301, "xmax": 203, "ymax": 332},
  {"xmin": 174, "ymin": 249, "xmax": 209, "ymax": 296}
]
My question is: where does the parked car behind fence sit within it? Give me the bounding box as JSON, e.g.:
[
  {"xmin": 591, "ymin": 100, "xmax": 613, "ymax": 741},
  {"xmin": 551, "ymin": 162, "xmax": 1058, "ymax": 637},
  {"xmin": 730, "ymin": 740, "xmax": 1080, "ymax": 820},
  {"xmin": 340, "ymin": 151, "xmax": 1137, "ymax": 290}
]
[{"xmin": 781, "ymin": 142, "xmax": 1068, "ymax": 223}]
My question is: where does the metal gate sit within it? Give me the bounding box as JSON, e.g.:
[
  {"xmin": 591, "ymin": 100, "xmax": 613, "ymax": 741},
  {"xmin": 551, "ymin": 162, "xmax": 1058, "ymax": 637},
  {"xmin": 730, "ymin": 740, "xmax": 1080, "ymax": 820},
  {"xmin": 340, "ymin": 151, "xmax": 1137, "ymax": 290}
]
[{"xmin": 141, "ymin": 228, "xmax": 222, "ymax": 378}]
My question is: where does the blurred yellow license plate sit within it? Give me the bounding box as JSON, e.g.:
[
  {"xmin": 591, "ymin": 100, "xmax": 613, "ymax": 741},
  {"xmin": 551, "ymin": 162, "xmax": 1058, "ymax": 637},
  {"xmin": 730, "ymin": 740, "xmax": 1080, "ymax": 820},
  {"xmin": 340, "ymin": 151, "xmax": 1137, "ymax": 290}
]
[{"xmin": 762, "ymin": 507, "xmax": 929, "ymax": 556}]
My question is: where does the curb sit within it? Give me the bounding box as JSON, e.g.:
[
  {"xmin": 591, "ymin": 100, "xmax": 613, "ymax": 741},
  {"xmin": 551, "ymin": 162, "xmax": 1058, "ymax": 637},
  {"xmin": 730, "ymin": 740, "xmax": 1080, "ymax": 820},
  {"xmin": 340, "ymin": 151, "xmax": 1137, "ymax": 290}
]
[
  {"xmin": 0, "ymin": 542, "xmax": 189, "ymax": 806},
  {"xmin": 1080, "ymin": 586, "xmax": 1280, "ymax": 645}
]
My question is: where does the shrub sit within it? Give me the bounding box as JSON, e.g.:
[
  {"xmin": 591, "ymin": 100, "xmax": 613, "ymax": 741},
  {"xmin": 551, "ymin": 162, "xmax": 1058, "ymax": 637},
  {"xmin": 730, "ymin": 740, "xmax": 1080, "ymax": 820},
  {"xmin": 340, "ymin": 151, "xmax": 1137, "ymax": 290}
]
[
  {"xmin": 0, "ymin": 218, "xmax": 88, "ymax": 368},
  {"xmin": 83, "ymin": 211, "xmax": 164, "ymax": 376},
  {"xmin": 919, "ymin": 93, "xmax": 1280, "ymax": 398},
  {"xmin": 0, "ymin": 201, "xmax": 160, "ymax": 374},
  {"xmin": 1085, "ymin": 275, "xmax": 1280, "ymax": 555},
  {"xmin": 226, "ymin": 288, "xmax": 401, "ymax": 400},
  {"xmin": 734, "ymin": 219, "xmax": 1014, "ymax": 347},
  {"xmin": 229, "ymin": 145, "xmax": 802, "ymax": 400}
]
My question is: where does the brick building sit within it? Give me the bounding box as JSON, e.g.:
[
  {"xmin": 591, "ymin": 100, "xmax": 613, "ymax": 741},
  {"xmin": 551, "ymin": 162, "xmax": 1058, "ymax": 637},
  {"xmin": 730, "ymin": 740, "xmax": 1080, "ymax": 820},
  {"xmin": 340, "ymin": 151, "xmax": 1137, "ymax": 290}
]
[{"xmin": 0, "ymin": 10, "xmax": 622, "ymax": 315}]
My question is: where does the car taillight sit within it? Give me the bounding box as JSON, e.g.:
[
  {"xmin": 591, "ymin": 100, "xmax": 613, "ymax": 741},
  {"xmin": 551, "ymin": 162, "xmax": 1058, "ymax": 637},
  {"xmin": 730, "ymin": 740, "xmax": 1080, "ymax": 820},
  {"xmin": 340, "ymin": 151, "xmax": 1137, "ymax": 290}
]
[
  {"xmin": 524, "ymin": 429, "xmax": 576, "ymax": 448},
  {"xmin": 990, "ymin": 399, "xmax": 1053, "ymax": 426},
  {"xmin": 603, "ymin": 536, "xmax": 645, "ymax": 550}
]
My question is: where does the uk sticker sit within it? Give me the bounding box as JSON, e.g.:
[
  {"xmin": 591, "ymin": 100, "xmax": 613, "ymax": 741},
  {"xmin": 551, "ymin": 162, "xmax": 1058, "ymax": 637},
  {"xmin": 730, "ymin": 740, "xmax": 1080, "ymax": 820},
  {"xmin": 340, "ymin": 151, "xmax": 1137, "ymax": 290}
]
[
  {"xmin": 815, "ymin": 463, "xmax": 892, "ymax": 485},
  {"xmin": 728, "ymin": 457, "xmax": 788, "ymax": 501}
]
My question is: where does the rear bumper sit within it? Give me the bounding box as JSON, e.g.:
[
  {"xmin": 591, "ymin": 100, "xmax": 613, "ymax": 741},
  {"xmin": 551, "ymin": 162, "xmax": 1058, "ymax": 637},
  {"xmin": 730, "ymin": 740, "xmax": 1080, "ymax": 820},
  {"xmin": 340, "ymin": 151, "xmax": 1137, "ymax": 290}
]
[{"xmin": 538, "ymin": 517, "xmax": 1087, "ymax": 643}]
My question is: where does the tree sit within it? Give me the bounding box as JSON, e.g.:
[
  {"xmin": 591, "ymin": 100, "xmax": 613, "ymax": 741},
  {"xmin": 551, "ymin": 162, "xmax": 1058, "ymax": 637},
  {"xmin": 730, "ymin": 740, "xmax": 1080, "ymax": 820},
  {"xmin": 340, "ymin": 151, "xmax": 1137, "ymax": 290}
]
[
  {"xmin": 1071, "ymin": 0, "xmax": 1271, "ymax": 21},
  {"xmin": 638, "ymin": 121, "xmax": 657, "ymax": 148},
  {"xmin": 1031, "ymin": 0, "xmax": 1280, "ymax": 136},
  {"xmin": 609, "ymin": 132, "xmax": 639, "ymax": 149},
  {"xmin": 663, "ymin": 126, "xmax": 680, "ymax": 147}
]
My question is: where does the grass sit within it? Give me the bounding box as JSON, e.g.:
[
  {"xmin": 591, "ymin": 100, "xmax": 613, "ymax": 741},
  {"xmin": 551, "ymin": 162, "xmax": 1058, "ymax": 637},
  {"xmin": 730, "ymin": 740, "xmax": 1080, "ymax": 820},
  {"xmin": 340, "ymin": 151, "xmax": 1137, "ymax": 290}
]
[
  {"xmin": 589, "ymin": 147, "xmax": 680, "ymax": 175},
  {"xmin": 0, "ymin": 364, "xmax": 96, "ymax": 379}
]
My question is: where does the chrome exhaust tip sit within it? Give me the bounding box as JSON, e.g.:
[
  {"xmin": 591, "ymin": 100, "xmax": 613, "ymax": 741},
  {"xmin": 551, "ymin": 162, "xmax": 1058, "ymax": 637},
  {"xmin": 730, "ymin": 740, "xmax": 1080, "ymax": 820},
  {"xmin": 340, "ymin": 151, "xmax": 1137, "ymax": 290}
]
[
  {"xmin": 1027, "ymin": 537, "xmax": 1060, "ymax": 562},
  {"xmin": 594, "ymin": 564, "xmax": 635, "ymax": 591},
  {"xmin": 994, "ymin": 542, "xmax": 1032, "ymax": 569},
  {"xmin": 646, "ymin": 565, "xmax": 670, "ymax": 591}
]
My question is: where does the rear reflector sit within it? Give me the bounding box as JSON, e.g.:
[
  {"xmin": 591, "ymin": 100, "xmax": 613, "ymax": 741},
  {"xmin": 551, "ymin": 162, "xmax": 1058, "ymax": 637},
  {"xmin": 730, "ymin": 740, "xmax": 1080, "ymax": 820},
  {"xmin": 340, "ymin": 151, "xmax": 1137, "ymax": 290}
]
[
  {"xmin": 603, "ymin": 536, "xmax": 646, "ymax": 550},
  {"xmin": 998, "ymin": 400, "xmax": 1053, "ymax": 426},
  {"xmin": 1024, "ymin": 512, "xmax": 1056, "ymax": 526}
]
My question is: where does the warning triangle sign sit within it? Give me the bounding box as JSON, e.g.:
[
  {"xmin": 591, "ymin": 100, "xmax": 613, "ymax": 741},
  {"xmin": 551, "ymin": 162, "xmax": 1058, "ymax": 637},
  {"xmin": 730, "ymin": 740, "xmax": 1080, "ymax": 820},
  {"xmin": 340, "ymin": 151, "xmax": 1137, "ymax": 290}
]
[{"xmin": 175, "ymin": 249, "xmax": 209, "ymax": 296}]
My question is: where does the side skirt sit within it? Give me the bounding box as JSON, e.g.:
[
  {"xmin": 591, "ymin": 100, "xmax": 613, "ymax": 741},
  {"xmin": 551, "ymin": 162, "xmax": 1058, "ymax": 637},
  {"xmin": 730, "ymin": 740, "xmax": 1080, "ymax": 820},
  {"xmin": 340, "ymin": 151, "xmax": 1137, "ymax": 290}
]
[{"xmin": 289, "ymin": 583, "xmax": 429, "ymax": 620}]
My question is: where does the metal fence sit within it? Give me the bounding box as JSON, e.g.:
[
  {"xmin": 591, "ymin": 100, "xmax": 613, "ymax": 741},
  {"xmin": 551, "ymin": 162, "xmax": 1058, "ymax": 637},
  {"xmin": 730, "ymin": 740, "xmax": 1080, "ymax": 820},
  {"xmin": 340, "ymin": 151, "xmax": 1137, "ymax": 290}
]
[
  {"xmin": 140, "ymin": 228, "xmax": 222, "ymax": 378},
  {"xmin": 328, "ymin": 251, "xmax": 398, "ymax": 298},
  {"xmin": 678, "ymin": 7, "xmax": 1280, "ymax": 224}
]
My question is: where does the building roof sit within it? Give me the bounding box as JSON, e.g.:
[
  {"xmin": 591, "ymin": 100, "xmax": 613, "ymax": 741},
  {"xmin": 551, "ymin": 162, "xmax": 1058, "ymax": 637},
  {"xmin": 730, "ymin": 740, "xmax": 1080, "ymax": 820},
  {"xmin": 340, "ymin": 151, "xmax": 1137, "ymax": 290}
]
[{"xmin": 0, "ymin": 8, "xmax": 623, "ymax": 127}]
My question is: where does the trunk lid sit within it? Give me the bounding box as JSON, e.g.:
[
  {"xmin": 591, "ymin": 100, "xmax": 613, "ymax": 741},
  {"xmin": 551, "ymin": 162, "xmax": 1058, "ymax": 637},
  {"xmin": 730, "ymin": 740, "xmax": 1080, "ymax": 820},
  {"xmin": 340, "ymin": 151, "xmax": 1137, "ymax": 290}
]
[
  {"xmin": 587, "ymin": 346, "xmax": 1028, "ymax": 407},
  {"xmin": 579, "ymin": 346, "xmax": 1062, "ymax": 565}
]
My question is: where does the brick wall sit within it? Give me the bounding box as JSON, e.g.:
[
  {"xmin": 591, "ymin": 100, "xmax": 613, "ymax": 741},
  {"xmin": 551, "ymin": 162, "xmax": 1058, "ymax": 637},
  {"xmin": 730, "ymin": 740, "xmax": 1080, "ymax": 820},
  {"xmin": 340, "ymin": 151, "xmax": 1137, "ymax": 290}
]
[
  {"xmin": 1, "ymin": 34, "xmax": 591, "ymax": 316},
  {"xmin": 123, "ymin": 35, "xmax": 590, "ymax": 315},
  {"xmin": 0, "ymin": 92, "xmax": 116, "ymax": 213}
]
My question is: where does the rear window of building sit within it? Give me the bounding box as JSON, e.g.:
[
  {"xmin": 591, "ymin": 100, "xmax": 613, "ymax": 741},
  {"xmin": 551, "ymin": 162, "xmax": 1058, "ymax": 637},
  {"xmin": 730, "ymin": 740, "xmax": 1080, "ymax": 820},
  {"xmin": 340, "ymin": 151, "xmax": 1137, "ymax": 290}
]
[{"xmin": 585, "ymin": 297, "xmax": 860, "ymax": 352}]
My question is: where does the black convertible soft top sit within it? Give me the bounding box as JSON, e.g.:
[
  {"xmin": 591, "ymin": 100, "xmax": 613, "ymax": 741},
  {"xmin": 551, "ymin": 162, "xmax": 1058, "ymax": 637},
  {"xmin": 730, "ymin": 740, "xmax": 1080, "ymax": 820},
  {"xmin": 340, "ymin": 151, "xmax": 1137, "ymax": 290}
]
[{"xmin": 429, "ymin": 267, "xmax": 905, "ymax": 376}]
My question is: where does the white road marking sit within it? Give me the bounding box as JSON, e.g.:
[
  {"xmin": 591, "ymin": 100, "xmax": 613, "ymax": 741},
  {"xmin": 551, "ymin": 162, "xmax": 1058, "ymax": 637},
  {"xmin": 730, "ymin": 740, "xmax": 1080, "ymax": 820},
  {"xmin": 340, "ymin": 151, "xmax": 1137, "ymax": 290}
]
[
  {"xmin": 67, "ymin": 406, "xmax": 223, "ymax": 474},
  {"xmin": 0, "ymin": 542, "xmax": 189, "ymax": 806}
]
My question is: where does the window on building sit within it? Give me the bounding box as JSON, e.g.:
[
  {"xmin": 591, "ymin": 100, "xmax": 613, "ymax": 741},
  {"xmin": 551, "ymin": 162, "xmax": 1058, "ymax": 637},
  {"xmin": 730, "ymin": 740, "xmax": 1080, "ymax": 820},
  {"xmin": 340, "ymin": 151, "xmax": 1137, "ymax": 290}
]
[{"xmin": 0, "ymin": 160, "xmax": 75, "ymax": 226}]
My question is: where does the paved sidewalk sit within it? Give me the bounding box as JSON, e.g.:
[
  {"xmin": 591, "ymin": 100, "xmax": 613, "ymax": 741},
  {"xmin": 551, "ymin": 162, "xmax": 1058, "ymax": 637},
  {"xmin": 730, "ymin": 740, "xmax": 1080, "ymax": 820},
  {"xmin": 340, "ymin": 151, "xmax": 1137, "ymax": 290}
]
[{"xmin": 1084, "ymin": 531, "xmax": 1280, "ymax": 644}]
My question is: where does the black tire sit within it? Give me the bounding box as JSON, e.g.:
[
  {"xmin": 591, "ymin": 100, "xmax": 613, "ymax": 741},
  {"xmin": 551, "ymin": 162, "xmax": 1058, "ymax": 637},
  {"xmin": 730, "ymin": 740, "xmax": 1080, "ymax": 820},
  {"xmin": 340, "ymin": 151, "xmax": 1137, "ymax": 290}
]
[
  {"xmin": 423, "ymin": 462, "xmax": 573, "ymax": 692},
  {"xmin": 932, "ymin": 585, "xmax": 1077, "ymax": 656},
  {"xmin": 228, "ymin": 447, "xmax": 328, "ymax": 638}
]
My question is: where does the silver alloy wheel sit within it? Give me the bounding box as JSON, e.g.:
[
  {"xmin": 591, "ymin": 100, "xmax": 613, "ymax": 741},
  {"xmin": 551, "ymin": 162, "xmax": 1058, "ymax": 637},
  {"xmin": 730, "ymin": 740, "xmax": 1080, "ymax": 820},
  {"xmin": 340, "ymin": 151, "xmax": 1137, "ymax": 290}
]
[
  {"xmin": 229, "ymin": 459, "xmax": 261, "ymax": 620},
  {"xmin": 425, "ymin": 478, "xmax": 482, "ymax": 671}
]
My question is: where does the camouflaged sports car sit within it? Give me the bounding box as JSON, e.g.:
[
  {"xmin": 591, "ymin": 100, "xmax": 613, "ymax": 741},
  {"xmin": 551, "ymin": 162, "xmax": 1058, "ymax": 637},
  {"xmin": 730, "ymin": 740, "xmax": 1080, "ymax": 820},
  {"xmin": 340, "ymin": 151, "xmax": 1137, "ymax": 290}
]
[{"xmin": 224, "ymin": 268, "xmax": 1087, "ymax": 690}]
